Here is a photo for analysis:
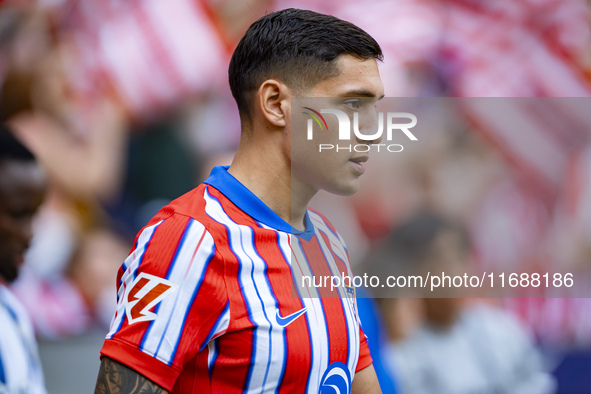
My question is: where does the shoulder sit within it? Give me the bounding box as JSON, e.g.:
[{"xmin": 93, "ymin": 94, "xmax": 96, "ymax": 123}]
[
  {"xmin": 307, "ymin": 208, "xmax": 337, "ymax": 231},
  {"xmin": 135, "ymin": 183, "xmax": 231, "ymax": 245},
  {"xmin": 308, "ymin": 208, "xmax": 340, "ymax": 237},
  {"xmin": 0, "ymin": 285, "xmax": 37, "ymax": 349},
  {"xmin": 120, "ymin": 185, "xmax": 231, "ymax": 282},
  {"xmin": 147, "ymin": 183, "xmax": 210, "ymax": 224},
  {"xmin": 153, "ymin": 183, "xmax": 246, "ymax": 230}
]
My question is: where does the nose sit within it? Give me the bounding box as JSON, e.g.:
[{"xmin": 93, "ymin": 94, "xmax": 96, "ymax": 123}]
[
  {"xmin": 355, "ymin": 135, "xmax": 382, "ymax": 146},
  {"xmin": 370, "ymin": 130, "xmax": 383, "ymax": 145},
  {"xmin": 355, "ymin": 109, "xmax": 383, "ymax": 145}
]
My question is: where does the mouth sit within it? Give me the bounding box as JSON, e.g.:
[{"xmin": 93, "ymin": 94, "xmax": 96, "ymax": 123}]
[{"xmin": 349, "ymin": 156, "xmax": 368, "ymax": 174}]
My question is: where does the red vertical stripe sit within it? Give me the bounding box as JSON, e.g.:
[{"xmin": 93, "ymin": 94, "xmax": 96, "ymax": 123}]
[
  {"xmin": 299, "ymin": 238, "xmax": 349, "ymax": 364},
  {"xmin": 203, "ymin": 204, "xmax": 254, "ymax": 391},
  {"xmin": 113, "ymin": 216, "xmax": 191, "ymax": 346}
]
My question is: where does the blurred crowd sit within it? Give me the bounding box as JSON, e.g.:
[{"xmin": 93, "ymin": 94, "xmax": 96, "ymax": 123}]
[{"xmin": 2, "ymin": 0, "xmax": 591, "ymax": 392}]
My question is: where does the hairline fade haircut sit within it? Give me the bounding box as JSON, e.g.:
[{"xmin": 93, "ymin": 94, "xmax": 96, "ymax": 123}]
[{"xmin": 228, "ymin": 8, "xmax": 383, "ymax": 125}]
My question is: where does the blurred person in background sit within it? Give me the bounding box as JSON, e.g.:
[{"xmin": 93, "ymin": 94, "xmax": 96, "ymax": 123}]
[
  {"xmin": 368, "ymin": 212, "xmax": 555, "ymax": 394},
  {"xmin": 0, "ymin": 125, "xmax": 47, "ymax": 394},
  {"xmin": 0, "ymin": 3, "xmax": 131, "ymax": 338}
]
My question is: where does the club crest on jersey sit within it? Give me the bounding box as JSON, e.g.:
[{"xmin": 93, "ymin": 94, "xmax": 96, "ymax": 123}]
[
  {"xmin": 125, "ymin": 273, "xmax": 177, "ymax": 325},
  {"xmin": 320, "ymin": 361, "xmax": 352, "ymax": 394}
]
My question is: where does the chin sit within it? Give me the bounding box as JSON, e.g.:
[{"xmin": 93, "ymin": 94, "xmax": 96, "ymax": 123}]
[
  {"xmin": 0, "ymin": 261, "xmax": 19, "ymax": 283},
  {"xmin": 325, "ymin": 181, "xmax": 359, "ymax": 196}
]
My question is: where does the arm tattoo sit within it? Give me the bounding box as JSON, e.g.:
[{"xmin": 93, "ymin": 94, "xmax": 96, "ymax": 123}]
[{"xmin": 94, "ymin": 357, "xmax": 168, "ymax": 394}]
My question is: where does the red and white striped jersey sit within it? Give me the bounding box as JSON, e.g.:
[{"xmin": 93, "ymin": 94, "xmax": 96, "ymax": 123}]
[{"xmin": 100, "ymin": 166, "xmax": 372, "ymax": 393}]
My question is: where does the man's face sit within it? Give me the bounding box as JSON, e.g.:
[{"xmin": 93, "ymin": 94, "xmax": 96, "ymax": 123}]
[
  {"xmin": 0, "ymin": 159, "xmax": 46, "ymax": 283},
  {"xmin": 290, "ymin": 54, "xmax": 385, "ymax": 198}
]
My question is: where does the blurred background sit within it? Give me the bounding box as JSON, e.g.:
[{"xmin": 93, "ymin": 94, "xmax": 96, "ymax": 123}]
[{"xmin": 1, "ymin": 0, "xmax": 591, "ymax": 392}]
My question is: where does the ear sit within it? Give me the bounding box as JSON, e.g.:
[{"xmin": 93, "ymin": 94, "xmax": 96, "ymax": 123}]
[{"xmin": 256, "ymin": 79, "xmax": 291, "ymax": 128}]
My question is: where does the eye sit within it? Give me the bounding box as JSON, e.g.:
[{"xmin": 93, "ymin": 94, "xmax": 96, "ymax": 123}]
[{"xmin": 343, "ymin": 99, "xmax": 361, "ymax": 109}]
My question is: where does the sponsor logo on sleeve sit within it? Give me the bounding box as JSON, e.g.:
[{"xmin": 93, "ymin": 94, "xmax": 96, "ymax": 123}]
[{"xmin": 125, "ymin": 273, "xmax": 177, "ymax": 325}]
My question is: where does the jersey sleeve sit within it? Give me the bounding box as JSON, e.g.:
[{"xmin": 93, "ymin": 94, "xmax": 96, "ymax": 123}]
[
  {"xmin": 356, "ymin": 324, "xmax": 373, "ymax": 372},
  {"xmin": 100, "ymin": 215, "xmax": 228, "ymax": 391}
]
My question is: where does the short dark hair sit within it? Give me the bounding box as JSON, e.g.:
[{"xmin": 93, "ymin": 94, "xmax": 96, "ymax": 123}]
[
  {"xmin": 0, "ymin": 123, "xmax": 36, "ymax": 163},
  {"xmin": 228, "ymin": 8, "xmax": 383, "ymax": 122}
]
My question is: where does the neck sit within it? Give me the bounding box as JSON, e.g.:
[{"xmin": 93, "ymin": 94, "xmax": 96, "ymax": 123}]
[{"xmin": 228, "ymin": 129, "xmax": 315, "ymax": 231}]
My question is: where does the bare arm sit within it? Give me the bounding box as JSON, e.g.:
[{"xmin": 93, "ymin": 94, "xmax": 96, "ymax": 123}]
[
  {"xmin": 94, "ymin": 357, "xmax": 168, "ymax": 394},
  {"xmin": 352, "ymin": 364, "xmax": 382, "ymax": 394}
]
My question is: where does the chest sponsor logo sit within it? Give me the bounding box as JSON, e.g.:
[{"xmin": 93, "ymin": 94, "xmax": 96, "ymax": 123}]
[
  {"xmin": 275, "ymin": 307, "xmax": 307, "ymax": 327},
  {"xmin": 125, "ymin": 273, "xmax": 177, "ymax": 325}
]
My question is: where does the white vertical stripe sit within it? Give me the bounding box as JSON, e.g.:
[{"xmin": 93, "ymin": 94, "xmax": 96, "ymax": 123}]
[
  {"xmin": 0, "ymin": 287, "xmax": 47, "ymax": 393},
  {"xmin": 336, "ymin": 231, "xmax": 348, "ymax": 253},
  {"xmin": 142, "ymin": 0, "xmax": 225, "ymax": 91},
  {"xmin": 275, "ymin": 229, "xmax": 293, "ymax": 267},
  {"xmin": 99, "ymin": 18, "xmax": 154, "ymax": 111},
  {"xmin": 291, "ymin": 238, "xmax": 329, "ymax": 392},
  {"xmin": 313, "ymin": 226, "xmax": 359, "ymax": 374},
  {"xmin": 309, "ymin": 212, "xmax": 349, "ymax": 266},
  {"xmin": 132, "ymin": 1, "xmax": 179, "ymax": 101},
  {"xmin": 207, "ymin": 305, "xmax": 231, "ymax": 344},
  {"xmin": 290, "ymin": 237, "xmax": 319, "ymax": 299},
  {"xmin": 107, "ymin": 220, "xmax": 163, "ymax": 339},
  {"xmin": 263, "ymin": 213, "xmax": 360, "ymax": 389},
  {"xmin": 204, "ymin": 190, "xmax": 287, "ymax": 393},
  {"xmin": 207, "ymin": 338, "xmax": 219, "ymax": 375},
  {"xmin": 0, "ymin": 299, "xmax": 27, "ymax": 389},
  {"xmin": 313, "ymin": 226, "xmax": 347, "ymax": 300},
  {"xmin": 140, "ymin": 220, "xmax": 215, "ymax": 363}
]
